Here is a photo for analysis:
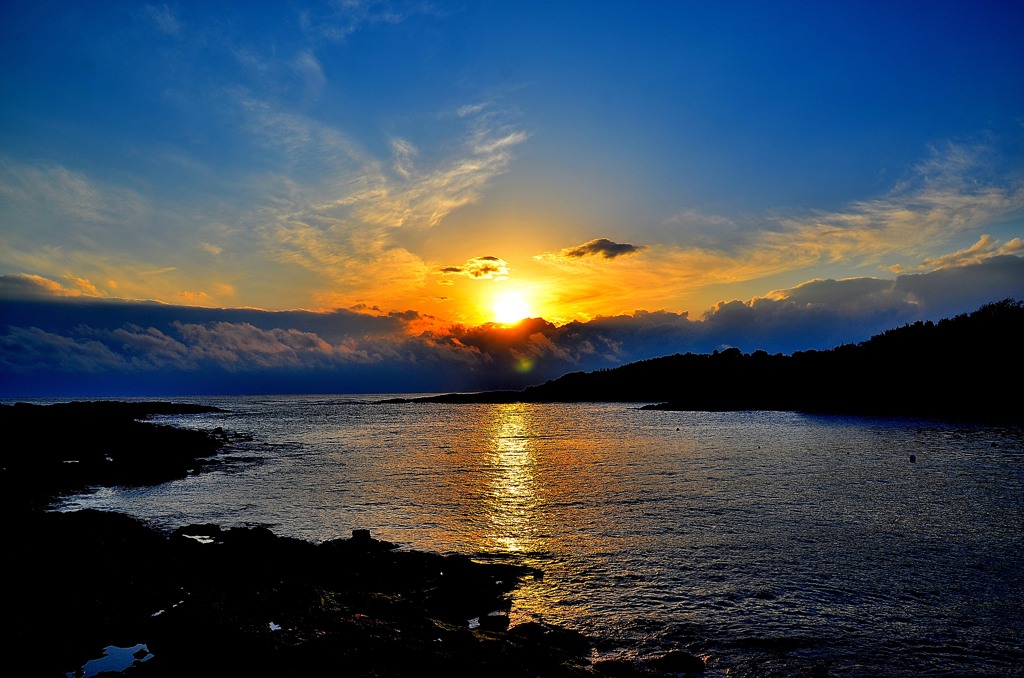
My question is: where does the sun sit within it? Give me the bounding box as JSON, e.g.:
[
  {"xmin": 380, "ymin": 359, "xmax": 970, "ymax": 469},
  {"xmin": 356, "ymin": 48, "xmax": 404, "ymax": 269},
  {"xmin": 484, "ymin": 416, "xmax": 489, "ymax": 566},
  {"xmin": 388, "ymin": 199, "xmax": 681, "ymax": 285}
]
[{"xmin": 492, "ymin": 290, "xmax": 531, "ymax": 325}]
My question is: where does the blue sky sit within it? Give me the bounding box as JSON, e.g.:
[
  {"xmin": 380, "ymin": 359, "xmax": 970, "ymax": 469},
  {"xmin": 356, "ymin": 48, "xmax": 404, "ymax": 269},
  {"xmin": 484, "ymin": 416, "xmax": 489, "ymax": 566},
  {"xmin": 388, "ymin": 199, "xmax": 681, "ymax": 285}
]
[{"xmin": 1, "ymin": 1, "xmax": 1022, "ymax": 396}]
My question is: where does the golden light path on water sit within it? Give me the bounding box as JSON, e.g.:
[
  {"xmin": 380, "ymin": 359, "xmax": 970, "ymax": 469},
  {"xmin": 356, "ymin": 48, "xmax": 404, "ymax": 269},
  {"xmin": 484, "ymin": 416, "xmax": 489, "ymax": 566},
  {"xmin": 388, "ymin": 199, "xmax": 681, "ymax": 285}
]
[
  {"xmin": 484, "ymin": 404, "xmax": 540, "ymax": 555},
  {"xmin": 418, "ymin": 402, "xmax": 592, "ymax": 627},
  {"xmin": 471, "ymin": 403, "xmax": 600, "ymax": 629}
]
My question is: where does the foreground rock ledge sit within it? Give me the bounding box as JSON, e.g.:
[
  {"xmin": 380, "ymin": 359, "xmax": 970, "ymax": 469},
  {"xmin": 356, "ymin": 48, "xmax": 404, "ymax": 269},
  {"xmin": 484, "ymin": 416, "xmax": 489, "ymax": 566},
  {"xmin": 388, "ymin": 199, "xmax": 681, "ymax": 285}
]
[{"xmin": 8, "ymin": 510, "xmax": 606, "ymax": 677}]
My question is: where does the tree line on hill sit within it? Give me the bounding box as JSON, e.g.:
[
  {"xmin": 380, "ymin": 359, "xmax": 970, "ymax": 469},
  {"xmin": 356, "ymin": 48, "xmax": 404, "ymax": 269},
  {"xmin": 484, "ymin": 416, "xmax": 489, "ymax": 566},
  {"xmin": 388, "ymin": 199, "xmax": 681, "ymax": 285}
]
[{"xmin": 406, "ymin": 299, "xmax": 1022, "ymax": 424}]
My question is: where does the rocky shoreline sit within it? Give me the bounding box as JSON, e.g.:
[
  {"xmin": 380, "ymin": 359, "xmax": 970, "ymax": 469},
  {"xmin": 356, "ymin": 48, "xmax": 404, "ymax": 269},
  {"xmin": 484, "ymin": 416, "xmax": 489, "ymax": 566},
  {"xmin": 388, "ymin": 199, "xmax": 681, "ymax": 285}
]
[{"xmin": 2, "ymin": 401, "xmax": 707, "ymax": 677}]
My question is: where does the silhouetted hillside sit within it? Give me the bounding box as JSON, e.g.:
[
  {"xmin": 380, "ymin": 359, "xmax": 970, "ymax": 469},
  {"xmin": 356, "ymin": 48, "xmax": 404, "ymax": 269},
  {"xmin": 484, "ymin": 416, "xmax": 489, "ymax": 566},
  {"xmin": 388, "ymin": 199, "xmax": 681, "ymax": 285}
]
[{"xmin": 403, "ymin": 299, "xmax": 1023, "ymax": 424}]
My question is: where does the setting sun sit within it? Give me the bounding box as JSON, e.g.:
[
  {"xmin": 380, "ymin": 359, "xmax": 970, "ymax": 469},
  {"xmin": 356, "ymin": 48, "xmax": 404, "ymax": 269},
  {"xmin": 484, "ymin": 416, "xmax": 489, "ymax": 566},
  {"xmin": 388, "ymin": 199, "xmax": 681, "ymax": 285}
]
[{"xmin": 492, "ymin": 290, "xmax": 531, "ymax": 325}]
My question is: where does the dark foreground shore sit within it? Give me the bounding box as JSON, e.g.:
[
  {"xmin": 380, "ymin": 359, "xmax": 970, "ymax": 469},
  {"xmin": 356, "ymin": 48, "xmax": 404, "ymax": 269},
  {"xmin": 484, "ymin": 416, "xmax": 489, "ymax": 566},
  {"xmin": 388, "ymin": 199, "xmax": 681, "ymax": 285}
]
[{"xmin": 1, "ymin": 402, "xmax": 707, "ymax": 677}]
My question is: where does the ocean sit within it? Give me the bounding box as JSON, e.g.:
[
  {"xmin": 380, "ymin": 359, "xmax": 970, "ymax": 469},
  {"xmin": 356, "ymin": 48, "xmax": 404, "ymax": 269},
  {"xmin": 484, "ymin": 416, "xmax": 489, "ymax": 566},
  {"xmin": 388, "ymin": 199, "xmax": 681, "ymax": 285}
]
[{"xmin": 52, "ymin": 395, "xmax": 1024, "ymax": 677}]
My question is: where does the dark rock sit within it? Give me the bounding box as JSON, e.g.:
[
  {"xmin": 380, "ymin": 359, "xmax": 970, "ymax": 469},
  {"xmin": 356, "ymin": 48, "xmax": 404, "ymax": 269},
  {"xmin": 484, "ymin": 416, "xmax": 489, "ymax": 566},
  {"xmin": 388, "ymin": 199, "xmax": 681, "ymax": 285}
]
[
  {"xmin": 509, "ymin": 621, "xmax": 591, "ymax": 657},
  {"xmin": 649, "ymin": 649, "xmax": 706, "ymax": 674},
  {"xmin": 478, "ymin": 614, "xmax": 511, "ymax": 631},
  {"xmin": 594, "ymin": 657, "xmax": 656, "ymax": 676},
  {"xmin": 0, "ymin": 401, "xmax": 229, "ymax": 511},
  {"xmin": 6, "ymin": 508, "xmax": 596, "ymax": 677}
]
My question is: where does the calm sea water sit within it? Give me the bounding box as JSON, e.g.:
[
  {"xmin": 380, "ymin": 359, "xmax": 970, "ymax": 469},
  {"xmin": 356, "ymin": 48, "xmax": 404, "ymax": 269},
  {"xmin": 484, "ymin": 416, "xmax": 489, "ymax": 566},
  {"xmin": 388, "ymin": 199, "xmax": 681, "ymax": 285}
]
[{"xmin": 53, "ymin": 395, "xmax": 1024, "ymax": 677}]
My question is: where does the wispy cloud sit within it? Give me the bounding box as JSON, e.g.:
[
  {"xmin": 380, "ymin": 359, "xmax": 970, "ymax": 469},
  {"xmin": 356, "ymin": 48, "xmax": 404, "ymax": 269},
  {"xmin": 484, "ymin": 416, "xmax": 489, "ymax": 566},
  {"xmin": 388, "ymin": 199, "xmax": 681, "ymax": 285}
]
[
  {"xmin": 767, "ymin": 142, "xmax": 1024, "ymax": 266},
  {"xmin": 898, "ymin": 234, "xmax": 1024, "ymax": 272},
  {"xmin": 145, "ymin": 4, "xmax": 181, "ymax": 37},
  {"xmin": 353, "ymin": 127, "xmax": 527, "ymax": 229},
  {"xmin": 0, "ymin": 160, "xmax": 148, "ymax": 229},
  {"xmin": 290, "ymin": 50, "xmax": 327, "ymax": 102},
  {"xmin": 298, "ymin": 1, "xmax": 440, "ymax": 43},
  {"xmin": 521, "ymin": 141, "xmax": 1024, "ymax": 322},
  {"xmin": 457, "ymin": 103, "xmax": 487, "ymax": 118},
  {"xmin": 556, "ymin": 141, "xmax": 1024, "ymax": 307},
  {"xmin": 229, "ymin": 93, "xmax": 526, "ymax": 307}
]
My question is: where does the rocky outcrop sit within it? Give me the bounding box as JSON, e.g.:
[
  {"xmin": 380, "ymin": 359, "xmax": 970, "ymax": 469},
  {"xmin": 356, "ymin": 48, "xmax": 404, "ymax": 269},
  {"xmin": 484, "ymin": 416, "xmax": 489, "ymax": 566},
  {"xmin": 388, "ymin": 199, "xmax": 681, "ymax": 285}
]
[
  {"xmin": 0, "ymin": 401, "xmax": 229, "ymax": 511},
  {"xmin": 6, "ymin": 510, "xmax": 593, "ymax": 677}
]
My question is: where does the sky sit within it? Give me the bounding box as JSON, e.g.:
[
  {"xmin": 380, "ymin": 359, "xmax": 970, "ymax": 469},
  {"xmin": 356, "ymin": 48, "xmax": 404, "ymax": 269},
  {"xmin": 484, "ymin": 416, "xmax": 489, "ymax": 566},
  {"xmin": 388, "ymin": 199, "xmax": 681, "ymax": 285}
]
[{"xmin": 1, "ymin": 1, "xmax": 1023, "ymax": 397}]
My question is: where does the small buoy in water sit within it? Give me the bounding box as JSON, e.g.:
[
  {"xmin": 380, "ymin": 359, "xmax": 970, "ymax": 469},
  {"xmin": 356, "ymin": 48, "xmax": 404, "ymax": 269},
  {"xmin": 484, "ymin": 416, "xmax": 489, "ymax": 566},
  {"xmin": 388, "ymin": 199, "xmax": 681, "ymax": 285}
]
[{"xmin": 909, "ymin": 454, "xmax": 917, "ymax": 463}]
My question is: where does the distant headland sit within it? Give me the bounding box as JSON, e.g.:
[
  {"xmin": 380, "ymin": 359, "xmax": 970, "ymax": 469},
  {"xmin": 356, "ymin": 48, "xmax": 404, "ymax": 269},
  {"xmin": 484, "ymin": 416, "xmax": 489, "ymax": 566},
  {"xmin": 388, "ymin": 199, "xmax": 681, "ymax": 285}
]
[{"xmin": 383, "ymin": 299, "xmax": 1023, "ymax": 425}]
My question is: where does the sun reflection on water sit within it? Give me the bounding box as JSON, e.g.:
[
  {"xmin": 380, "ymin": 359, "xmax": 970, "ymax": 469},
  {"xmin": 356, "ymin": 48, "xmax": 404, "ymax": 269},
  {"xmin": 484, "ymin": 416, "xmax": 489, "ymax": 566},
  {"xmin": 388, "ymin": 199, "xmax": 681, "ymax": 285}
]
[
  {"xmin": 475, "ymin": 403, "xmax": 585, "ymax": 630},
  {"xmin": 484, "ymin": 403, "xmax": 541, "ymax": 554}
]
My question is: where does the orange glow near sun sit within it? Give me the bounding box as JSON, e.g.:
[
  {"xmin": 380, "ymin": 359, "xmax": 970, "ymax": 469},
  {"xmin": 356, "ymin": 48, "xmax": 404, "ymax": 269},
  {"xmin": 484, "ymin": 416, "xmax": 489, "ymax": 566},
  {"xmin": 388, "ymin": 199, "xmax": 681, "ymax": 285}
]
[{"xmin": 492, "ymin": 290, "xmax": 531, "ymax": 325}]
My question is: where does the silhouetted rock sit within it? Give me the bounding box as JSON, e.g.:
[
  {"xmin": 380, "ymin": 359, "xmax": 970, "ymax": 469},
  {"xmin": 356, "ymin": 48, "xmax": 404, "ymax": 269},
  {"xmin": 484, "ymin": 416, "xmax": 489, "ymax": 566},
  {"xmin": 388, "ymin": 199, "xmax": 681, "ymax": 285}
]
[
  {"xmin": 6, "ymin": 509, "xmax": 599, "ymax": 677},
  {"xmin": 507, "ymin": 621, "xmax": 592, "ymax": 663},
  {"xmin": 649, "ymin": 649, "xmax": 706, "ymax": 674},
  {"xmin": 594, "ymin": 657, "xmax": 660, "ymax": 676},
  {"xmin": 0, "ymin": 400, "xmax": 228, "ymax": 511}
]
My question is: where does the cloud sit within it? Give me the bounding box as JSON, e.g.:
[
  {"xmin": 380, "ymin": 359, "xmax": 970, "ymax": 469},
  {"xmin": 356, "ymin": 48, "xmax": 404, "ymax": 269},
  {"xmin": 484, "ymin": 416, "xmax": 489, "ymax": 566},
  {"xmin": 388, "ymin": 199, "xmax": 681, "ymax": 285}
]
[
  {"xmin": 0, "ymin": 158, "xmax": 224, "ymax": 303},
  {"xmin": 227, "ymin": 91, "xmax": 526, "ymax": 306},
  {"xmin": 900, "ymin": 234, "xmax": 1024, "ymax": 272},
  {"xmin": 0, "ymin": 326, "xmax": 128, "ymax": 374},
  {"xmin": 438, "ymin": 256, "xmax": 510, "ymax": 280},
  {"xmin": 4, "ymin": 254, "xmax": 1019, "ymax": 397},
  {"xmin": 767, "ymin": 142, "xmax": 1024, "ymax": 266},
  {"xmin": 458, "ymin": 103, "xmax": 487, "ymax": 118},
  {"xmin": 298, "ymin": 1, "xmax": 435, "ymax": 43},
  {"xmin": 628, "ymin": 142, "xmax": 1024, "ymax": 300},
  {"xmin": 472, "ymin": 130, "xmax": 529, "ymax": 155},
  {"xmin": 390, "ymin": 137, "xmax": 419, "ymax": 178},
  {"xmin": 0, "ymin": 274, "xmax": 86, "ymax": 299},
  {"xmin": 173, "ymin": 321, "xmax": 362, "ymax": 369},
  {"xmin": 515, "ymin": 142, "xmax": 1024, "ymax": 324},
  {"xmin": 290, "ymin": 50, "xmax": 327, "ymax": 102},
  {"xmin": 0, "ymin": 160, "xmax": 148, "ymax": 230},
  {"xmin": 176, "ymin": 291, "xmax": 213, "ymax": 303},
  {"xmin": 145, "ymin": 4, "xmax": 181, "ymax": 36},
  {"xmin": 0, "ymin": 7, "xmax": 519, "ymax": 318},
  {"xmin": 111, "ymin": 325, "xmax": 189, "ymax": 367},
  {"xmin": 556, "ymin": 238, "xmax": 646, "ymax": 260},
  {"xmin": 663, "ymin": 210, "xmax": 740, "ymax": 245},
  {"xmin": 349, "ymin": 127, "xmax": 526, "ymax": 229}
]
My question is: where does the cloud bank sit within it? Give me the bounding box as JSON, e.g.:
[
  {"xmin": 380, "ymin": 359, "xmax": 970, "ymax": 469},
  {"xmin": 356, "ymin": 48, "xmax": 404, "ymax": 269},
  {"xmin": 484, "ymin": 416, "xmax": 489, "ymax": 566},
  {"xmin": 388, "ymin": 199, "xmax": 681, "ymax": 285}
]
[{"xmin": 3, "ymin": 254, "xmax": 1021, "ymax": 398}]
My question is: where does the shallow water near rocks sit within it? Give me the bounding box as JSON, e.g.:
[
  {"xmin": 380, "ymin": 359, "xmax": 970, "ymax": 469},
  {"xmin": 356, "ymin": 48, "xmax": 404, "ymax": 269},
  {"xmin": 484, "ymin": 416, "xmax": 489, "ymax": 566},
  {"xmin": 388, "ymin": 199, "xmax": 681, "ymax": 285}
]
[
  {"xmin": 54, "ymin": 395, "xmax": 1024, "ymax": 676},
  {"xmin": 69, "ymin": 643, "xmax": 152, "ymax": 677}
]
